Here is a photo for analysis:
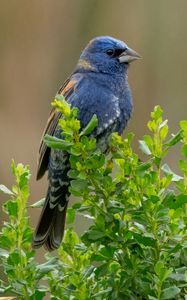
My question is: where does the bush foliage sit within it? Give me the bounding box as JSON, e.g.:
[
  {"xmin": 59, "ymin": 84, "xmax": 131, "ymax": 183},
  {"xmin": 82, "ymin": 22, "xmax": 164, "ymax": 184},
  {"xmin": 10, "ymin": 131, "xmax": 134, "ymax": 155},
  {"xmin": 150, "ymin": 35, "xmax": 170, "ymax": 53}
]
[{"xmin": 1, "ymin": 97, "xmax": 187, "ymax": 299}]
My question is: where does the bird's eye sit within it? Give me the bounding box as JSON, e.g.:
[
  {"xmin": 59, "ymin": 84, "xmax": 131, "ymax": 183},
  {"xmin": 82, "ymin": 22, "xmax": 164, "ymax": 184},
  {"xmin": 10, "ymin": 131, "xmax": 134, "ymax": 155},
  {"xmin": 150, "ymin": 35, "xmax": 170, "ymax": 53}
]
[{"xmin": 106, "ymin": 49, "xmax": 115, "ymax": 57}]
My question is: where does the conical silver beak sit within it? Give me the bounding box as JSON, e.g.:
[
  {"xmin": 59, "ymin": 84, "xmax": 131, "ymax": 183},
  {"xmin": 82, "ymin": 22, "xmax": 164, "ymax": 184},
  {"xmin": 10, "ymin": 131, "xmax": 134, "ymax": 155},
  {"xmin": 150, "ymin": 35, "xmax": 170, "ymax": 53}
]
[{"xmin": 119, "ymin": 47, "xmax": 141, "ymax": 63}]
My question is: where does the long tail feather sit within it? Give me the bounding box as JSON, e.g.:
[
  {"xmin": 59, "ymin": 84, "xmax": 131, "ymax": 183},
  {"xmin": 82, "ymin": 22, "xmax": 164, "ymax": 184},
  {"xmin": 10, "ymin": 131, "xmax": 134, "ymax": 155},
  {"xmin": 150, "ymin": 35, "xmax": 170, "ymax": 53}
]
[
  {"xmin": 32, "ymin": 187, "xmax": 68, "ymax": 251},
  {"xmin": 45, "ymin": 203, "xmax": 68, "ymax": 251}
]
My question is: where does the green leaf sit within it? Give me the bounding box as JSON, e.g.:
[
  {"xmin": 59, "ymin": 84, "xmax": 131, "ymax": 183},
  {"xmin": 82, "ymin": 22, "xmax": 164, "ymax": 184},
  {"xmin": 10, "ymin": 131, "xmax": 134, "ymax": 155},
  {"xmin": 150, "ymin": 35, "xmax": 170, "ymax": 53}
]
[
  {"xmin": 161, "ymin": 163, "xmax": 183, "ymax": 181},
  {"xmin": 80, "ymin": 114, "xmax": 98, "ymax": 136},
  {"xmin": 63, "ymin": 228, "xmax": 79, "ymax": 246},
  {"xmin": 0, "ymin": 185, "xmax": 14, "ymax": 195},
  {"xmin": 32, "ymin": 290, "xmax": 46, "ymax": 300},
  {"xmin": 70, "ymin": 179, "xmax": 88, "ymax": 193},
  {"xmin": 155, "ymin": 261, "xmax": 173, "ymax": 281},
  {"xmin": 175, "ymin": 194, "xmax": 187, "ymax": 208},
  {"xmin": 23, "ymin": 227, "xmax": 33, "ymax": 243},
  {"xmin": 44, "ymin": 134, "xmax": 73, "ymax": 150},
  {"xmin": 133, "ymin": 232, "xmax": 156, "ymax": 247},
  {"xmin": 88, "ymin": 230, "xmax": 105, "ymax": 240},
  {"xmin": 149, "ymin": 195, "xmax": 160, "ymax": 203},
  {"xmin": 99, "ymin": 246, "xmax": 115, "ymax": 260},
  {"xmin": 169, "ymin": 267, "xmax": 187, "ymax": 281},
  {"xmin": 159, "ymin": 119, "xmax": 168, "ymax": 130},
  {"xmin": 85, "ymin": 154, "xmax": 105, "ymax": 169},
  {"xmin": 164, "ymin": 193, "xmax": 187, "ymax": 209},
  {"xmin": 0, "ymin": 248, "xmax": 9, "ymax": 258},
  {"xmin": 179, "ymin": 159, "xmax": 187, "ymax": 175},
  {"xmin": 139, "ymin": 140, "xmax": 152, "ymax": 155},
  {"xmin": 180, "ymin": 120, "xmax": 187, "ymax": 132},
  {"xmin": 69, "ymin": 145, "xmax": 82, "ymax": 156},
  {"xmin": 52, "ymin": 95, "xmax": 71, "ymax": 117},
  {"xmin": 82, "ymin": 265, "xmax": 95, "ymax": 280},
  {"xmin": 82, "ymin": 214, "xmax": 94, "ymax": 220},
  {"xmin": 4, "ymin": 200, "xmax": 18, "ymax": 217},
  {"xmin": 0, "ymin": 236, "xmax": 13, "ymax": 248},
  {"xmin": 54, "ymin": 94, "xmax": 66, "ymax": 101},
  {"xmin": 36, "ymin": 258, "xmax": 57, "ymax": 279},
  {"xmin": 136, "ymin": 162, "xmax": 151, "ymax": 176},
  {"xmin": 161, "ymin": 286, "xmax": 180, "ymax": 299},
  {"xmin": 30, "ymin": 198, "xmax": 45, "ymax": 208},
  {"xmin": 163, "ymin": 191, "xmax": 175, "ymax": 208},
  {"xmin": 68, "ymin": 169, "xmax": 80, "ymax": 179},
  {"xmin": 109, "ymin": 261, "xmax": 120, "ymax": 272},
  {"xmin": 7, "ymin": 251, "xmax": 21, "ymax": 266},
  {"xmin": 152, "ymin": 105, "xmax": 163, "ymax": 120},
  {"xmin": 72, "ymin": 202, "xmax": 82, "ymax": 209},
  {"xmin": 93, "ymin": 287, "xmax": 112, "ymax": 297},
  {"xmin": 160, "ymin": 124, "xmax": 168, "ymax": 141},
  {"xmin": 181, "ymin": 144, "xmax": 187, "ymax": 158},
  {"xmin": 143, "ymin": 135, "xmax": 153, "ymax": 148},
  {"xmin": 166, "ymin": 130, "xmax": 182, "ymax": 147},
  {"xmin": 86, "ymin": 229, "xmax": 105, "ymax": 241},
  {"xmin": 94, "ymin": 262, "xmax": 109, "ymax": 278},
  {"xmin": 67, "ymin": 208, "xmax": 75, "ymax": 225}
]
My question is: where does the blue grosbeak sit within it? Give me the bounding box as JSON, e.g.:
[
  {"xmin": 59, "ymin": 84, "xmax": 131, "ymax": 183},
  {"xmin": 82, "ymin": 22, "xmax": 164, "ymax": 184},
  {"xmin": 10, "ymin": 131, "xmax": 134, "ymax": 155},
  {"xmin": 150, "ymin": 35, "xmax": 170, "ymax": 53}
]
[{"xmin": 32, "ymin": 36, "xmax": 140, "ymax": 250}]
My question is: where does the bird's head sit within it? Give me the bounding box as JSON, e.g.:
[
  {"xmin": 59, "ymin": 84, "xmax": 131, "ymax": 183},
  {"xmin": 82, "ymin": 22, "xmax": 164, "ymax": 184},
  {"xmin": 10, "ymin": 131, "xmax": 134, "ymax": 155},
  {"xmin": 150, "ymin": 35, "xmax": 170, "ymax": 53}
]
[{"xmin": 78, "ymin": 36, "xmax": 140, "ymax": 75}]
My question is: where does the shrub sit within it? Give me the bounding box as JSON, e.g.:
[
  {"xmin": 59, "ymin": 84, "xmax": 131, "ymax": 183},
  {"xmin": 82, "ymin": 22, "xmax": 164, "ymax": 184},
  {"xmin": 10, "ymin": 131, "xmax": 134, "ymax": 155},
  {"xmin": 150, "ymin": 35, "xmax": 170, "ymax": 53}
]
[{"xmin": 1, "ymin": 97, "xmax": 187, "ymax": 299}]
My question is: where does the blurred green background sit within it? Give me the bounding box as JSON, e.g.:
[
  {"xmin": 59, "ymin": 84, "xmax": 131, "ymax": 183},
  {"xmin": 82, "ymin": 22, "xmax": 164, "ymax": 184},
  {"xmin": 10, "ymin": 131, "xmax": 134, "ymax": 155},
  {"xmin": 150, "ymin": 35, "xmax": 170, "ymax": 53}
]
[{"xmin": 1, "ymin": 0, "xmax": 187, "ymax": 239}]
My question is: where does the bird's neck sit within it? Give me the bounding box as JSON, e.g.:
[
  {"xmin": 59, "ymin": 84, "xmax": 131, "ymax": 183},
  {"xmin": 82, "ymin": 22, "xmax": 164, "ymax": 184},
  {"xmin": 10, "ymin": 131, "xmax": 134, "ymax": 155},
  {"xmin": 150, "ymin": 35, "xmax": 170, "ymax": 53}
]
[
  {"xmin": 88, "ymin": 71, "xmax": 129, "ymax": 93},
  {"xmin": 75, "ymin": 58, "xmax": 129, "ymax": 76}
]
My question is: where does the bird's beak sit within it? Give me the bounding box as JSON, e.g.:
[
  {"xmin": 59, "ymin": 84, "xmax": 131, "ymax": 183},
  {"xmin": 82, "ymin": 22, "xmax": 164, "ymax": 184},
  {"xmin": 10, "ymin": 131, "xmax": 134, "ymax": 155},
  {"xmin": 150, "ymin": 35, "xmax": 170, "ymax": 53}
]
[{"xmin": 119, "ymin": 47, "xmax": 141, "ymax": 63}]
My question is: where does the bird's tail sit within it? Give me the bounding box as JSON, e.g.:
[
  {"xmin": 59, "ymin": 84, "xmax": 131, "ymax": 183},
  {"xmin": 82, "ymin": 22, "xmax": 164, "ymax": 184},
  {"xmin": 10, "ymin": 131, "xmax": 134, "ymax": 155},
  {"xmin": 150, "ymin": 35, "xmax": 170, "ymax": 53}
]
[{"xmin": 32, "ymin": 186, "xmax": 68, "ymax": 251}]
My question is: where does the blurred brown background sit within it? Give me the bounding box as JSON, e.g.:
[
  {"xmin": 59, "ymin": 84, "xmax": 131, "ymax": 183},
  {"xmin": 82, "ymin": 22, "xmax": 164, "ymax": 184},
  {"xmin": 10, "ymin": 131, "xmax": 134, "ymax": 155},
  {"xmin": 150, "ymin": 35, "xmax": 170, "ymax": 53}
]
[{"xmin": 1, "ymin": 0, "xmax": 187, "ymax": 242}]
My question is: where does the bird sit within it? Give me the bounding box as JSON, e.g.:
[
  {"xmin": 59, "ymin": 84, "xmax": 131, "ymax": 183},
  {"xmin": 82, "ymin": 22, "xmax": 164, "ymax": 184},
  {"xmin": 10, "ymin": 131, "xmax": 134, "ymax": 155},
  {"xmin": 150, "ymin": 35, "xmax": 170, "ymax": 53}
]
[{"xmin": 32, "ymin": 36, "xmax": 140, "ymax": 251}]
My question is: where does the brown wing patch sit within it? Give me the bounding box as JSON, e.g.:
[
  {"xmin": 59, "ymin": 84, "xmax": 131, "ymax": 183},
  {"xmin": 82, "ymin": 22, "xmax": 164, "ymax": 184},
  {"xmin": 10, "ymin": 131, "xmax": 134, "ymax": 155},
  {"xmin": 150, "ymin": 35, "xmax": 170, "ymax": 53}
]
[
  {"xmin": 36, "ymin": 108, "xmax": 61, "ymax": 180},
  {"xmin": 36, "ymin": 77, "xmax": 76, "ymax": 180},
  {"xmin": 60, "ymin": 79, "xmax": 76, "ymax": 95}
]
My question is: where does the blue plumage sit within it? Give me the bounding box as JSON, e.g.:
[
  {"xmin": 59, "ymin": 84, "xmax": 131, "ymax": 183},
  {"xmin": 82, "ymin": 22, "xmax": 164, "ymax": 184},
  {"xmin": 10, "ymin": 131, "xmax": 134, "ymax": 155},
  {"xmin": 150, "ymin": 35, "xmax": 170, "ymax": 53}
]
[
  {"xmin": 33, "ymin": 36, "xmax": 140, "ymax": 250},
  {"xmin": 68, "ymin": 71, "xmax": 132, "ymax": 136}
]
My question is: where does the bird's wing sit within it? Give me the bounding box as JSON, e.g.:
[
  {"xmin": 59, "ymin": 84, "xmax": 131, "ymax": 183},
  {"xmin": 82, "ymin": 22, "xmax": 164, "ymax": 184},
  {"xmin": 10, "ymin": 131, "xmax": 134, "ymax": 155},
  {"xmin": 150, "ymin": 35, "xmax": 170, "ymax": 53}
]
[{"xmin": 36, "ymin": 77, "xmax": 76, "ymax": 180}]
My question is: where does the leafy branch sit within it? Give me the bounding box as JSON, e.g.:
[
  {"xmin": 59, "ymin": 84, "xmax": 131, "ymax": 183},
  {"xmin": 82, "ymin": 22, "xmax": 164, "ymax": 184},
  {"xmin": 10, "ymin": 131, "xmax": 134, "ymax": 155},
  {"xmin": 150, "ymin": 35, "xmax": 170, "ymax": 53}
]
[{"xmin": 1, "ymin": 97, "xmax": 187, "ymax": 299}]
